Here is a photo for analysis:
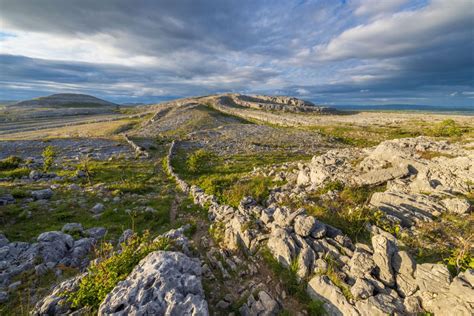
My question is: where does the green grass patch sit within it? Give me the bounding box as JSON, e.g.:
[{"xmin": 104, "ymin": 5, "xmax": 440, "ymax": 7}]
[
  {"xmin": 66, "ymin": 232, "xmax": 172, "ymax": 310},
  {"xmin": 0, "ymin": 156, "xmax": 22, "ymax": 170},
  {"xmin": 0, "ymin": 167, "xmax": 30, "ymax": 178}
]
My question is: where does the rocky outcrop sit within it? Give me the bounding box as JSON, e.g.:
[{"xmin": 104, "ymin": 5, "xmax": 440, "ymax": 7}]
[
  {"xmin": 232, "ymin": 94, "xmax": 334, "ymax": 114},
  {"xmin": 98, "ymin": 251, "xmax": 208, "ymax": 315},
  {"xmin": 281, "ymin": 137, "xmax": 472, "ymax": 228},
  {"xmin": 0, "ymin": 226, "xmax": 104, "ymax": 302}
]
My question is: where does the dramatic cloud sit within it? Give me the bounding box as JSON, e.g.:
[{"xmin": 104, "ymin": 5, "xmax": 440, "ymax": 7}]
[{"xmin": 0, "ymin": 0, "xmax": 472, "ymax": 105}]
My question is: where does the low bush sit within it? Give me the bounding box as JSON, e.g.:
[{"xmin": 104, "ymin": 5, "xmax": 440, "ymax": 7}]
[
  {"xmin": 66, "ymin": 231, "xmax": 171, "ymax": 309},
  {"xmin": 0, "ymin": 156, "xmax": 22, "ymax": 170},
  {"xmin": 431, "ymin": 119, "xmax": 466, "ymax": 137}
]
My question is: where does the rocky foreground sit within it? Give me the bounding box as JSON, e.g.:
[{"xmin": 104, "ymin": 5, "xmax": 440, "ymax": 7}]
[{"xmin": 0, "ymin": 94, "xmax": 472, "ymax": 315}]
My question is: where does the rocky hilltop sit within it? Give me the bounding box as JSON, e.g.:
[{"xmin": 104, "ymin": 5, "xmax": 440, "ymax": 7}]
[
  {"xmin": 225, "ymin": 93, "xmax": 334, "ymax": 113},
  {"xmin": 0, "ymin": 93, "xmax": 472, "ymax": 315}
]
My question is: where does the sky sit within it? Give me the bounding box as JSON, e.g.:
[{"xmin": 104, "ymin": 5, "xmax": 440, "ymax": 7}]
[{"xmin": 0, "ymin": 0, "xmax": 473, "ymax": 106}]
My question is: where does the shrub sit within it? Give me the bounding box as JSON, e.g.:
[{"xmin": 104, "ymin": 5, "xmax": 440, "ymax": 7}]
[
  {"xmin": 186, "ymin": 149, "xmax": 216, "ymax": 174},
  {"xmin": 0, "ymin": 156, "xmax": 22, "ymax": 170},
  {"xmin": 42, "ymin": 146, "xmax": 57, "ymax": 172},
  {"xmin": 66, "ymin": 231, "xmax": 171, "ymax": 309},
  {"xmin": 432, "ymin": 119, "xmax": 465, "ymax": 137},
  {"xmin": 0, "ymin": 167, "xmax": 30, "ymax": 179}
]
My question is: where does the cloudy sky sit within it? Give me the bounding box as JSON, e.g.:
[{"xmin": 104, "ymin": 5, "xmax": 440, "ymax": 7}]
[{"xmin": 0, "ymin": 0, "xmax": 473, "ymax": 105}]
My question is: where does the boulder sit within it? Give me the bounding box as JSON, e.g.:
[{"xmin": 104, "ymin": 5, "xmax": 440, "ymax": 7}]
[
  {"xmin": 31, "ymin": 189, "xmax": 53, "ymax": 200},
  {"xmin": 84, "ymin": 227, "xmax": 107, "ymax": 240},
  {"xmin": 37, "ymin": 231, "xmax": 74, "ymax": 264},
  {"xmin": 371, "ymin": 234, "xmax": 397, "ymax": 288},
  {"xmin": 294, "ymin": 215, "xmax": 316, "ymax": 237},
  {"xmin": 32, "ymin": 273, "xmax": 85, "ymax": 315},
  {"xmin": 349, "ymin": 248, "xmax": 376, "ymax": 279},
  {"xmin": 351, "ymin": 278, "xmax": 374, "ymax": 300},
  {"xmin": 61, "ymin": 223, "xmax": 83, "ymax": 234},
  {"xmin": 392, "ymin": 250, "xmax": 417, "ymax": 297},
  {"xmin": 441, "ymin": 198, "xmax": 471, "ymax": 214},
  {"xmin": 307, "ymin": 275, "xmax": 359, "ymax": 316},
  {"xmin": 98, "ymin": 251, "xmax": 208, "ymax": 315},
  {"xmin": 91, "ymin": 203, "xmax": 105, "ymax": 214},
  {"xmin": 297, "ymin": 246, "xmax": 315, "ymax": 279},
  {"xmin": 267, "ymin": 228, "xmax": 299, "ymax": 268},
  {"xmin": 0, "ymin": 194, "xmax": 15, "ymax": 206},
  {"xmin": 370, "ymin": 192, "xmax": 444, "ymax": 227},
  {"xmin": 354, "ymin": 165, "xmax": 410, "ymax": 186},
  {"xmin": 415, "ymin": 263, "xmax": 451, "ymax": 293},
  {"xmin": 355, "ymin": 294, "xmax": 405, "ymax": 316}
]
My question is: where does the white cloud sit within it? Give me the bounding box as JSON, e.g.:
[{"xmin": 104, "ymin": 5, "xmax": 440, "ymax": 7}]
[
  {"xmin": 0, "ymin": 28, "xmax": 159, "ymax": 67},
  {"xmin": 315, "ymin": 0, "xmax": 473, "ymax": 60},
  {"xmin": 353, "ymin": 0, "xmax": 409, "ymax": 17}
]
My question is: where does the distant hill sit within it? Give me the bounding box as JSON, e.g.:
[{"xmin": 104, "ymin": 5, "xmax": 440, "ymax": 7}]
[{"xmin": 8, "ymin": 93, "xmax": 119, "ymax": 109}]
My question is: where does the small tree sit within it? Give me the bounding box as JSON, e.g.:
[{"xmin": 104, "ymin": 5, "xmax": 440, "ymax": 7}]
[{"xmin": 42, "ymin": 145, "xmax": 57, "ymax": 172}]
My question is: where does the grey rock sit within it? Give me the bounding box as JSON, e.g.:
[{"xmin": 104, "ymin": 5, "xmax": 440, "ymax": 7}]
[
  {"xmin": 355, "ymin": 293, "xmax": 405, "ymax": 316},
  {"xmin": 370, "ymin": 192, "xmax": 444, "ymax": 227},
  {"xmin": 0, "ymin": 291, "xmax": 8, "ymax": 303},
  {"xmin": 32, "ymin": 273, "xmax": 85, "ymax": 315},
  {"xmin": 37, "ymin": 231, "xmax": 74, "ymax": 264},
  {"xmin": 0, "ymin": 234, "xmax": 9, "ymax": 248},
  {"xmin": 392, "ymin": 250, "xmax": 417, "ymax": 297},
  {"xmin": 349, "ymin": 248, "xmax": 376, "ymax": 278},
  {"xmin": 351, "ymin": 278, "xmax": 374, "ymax": 300},
  {"xmin": 31, "ymin": 188, "xmax": 53, "ymax": 200},
  {"xmin": 0, "ymin": 194, "xmax": 15, "ymax": 206},
  {"xmin": 84, "ymin": 227, "xmax": 107, "ymax": 239},
  {"xmin": 355, "ymin": 164, "xmax": 410, "ymax": 186},
  {"xmin": 267, "ymin": 228, "xmax": 299, "ymax": 268},
  {"xmin": 441, "ymin": 198, "xmax": 471, "ymax": 214},
  {"xmin": 294, "ymin": 215, "xmax": 317, "ymax": 237},
  {"xmin": 118, "ymin": 229, "xmax": 134, "ymax": 245},
  {"xmin": 415, "ymin": 263, "xmax": 451, "ymax": 293},
  {"xmin": 297, "ymin": 246, "xmax": 315, "ymax": 279},
  {"xmin": 307, "ymin": 275, "xmax": 358, "ymax": 316},
  {"xmin": 98, "ymin": 251, "xmax": 208, "ymax": 315},
  {"xmin": 29, "ymin": 170, "xmax": 42, "ymax": 180},
  {"xmin": 61, "ymin": 223, "xmax": 83, "ymax": 234},
  {"xmin": 372, "ymin": 234, "xmax": 397, "ymax": 287},
  {"xmin": 91, "ymin": 203, "xmax": 105, "ymax": 214}
]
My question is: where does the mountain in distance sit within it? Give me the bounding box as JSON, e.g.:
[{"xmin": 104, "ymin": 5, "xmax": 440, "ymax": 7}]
[{"xmin": 8, "ymin": 93, "xmax": 119, "ymax": 109}]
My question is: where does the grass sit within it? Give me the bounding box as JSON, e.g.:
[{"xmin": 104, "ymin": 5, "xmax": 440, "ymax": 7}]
[
  {"xmin": 0, "ymin": 167, "xmax": 30, "ymax": 179},
  {"xmin": 399, "ymin": 212, "xmax": 474, "ymax": 275},
  {"xmin": 261, "ymin": 247, "xmax": 327, "ymax": 315},
  {"xmin": 281, "ymin": 183, "xmax": 389, "ymax": 243},
  {"xmin": 0, "ymin": 155, "xmax": 176, "ymax": 242},
  {"xmin": 171, "ymin": 147, "xmax": 310, "ymax": 207},
  {"xmin": 0, "ymin": 266, "xmax": 79, "ymax": 316},
  {"xmin": 66, "ymin": 231, "xmax": 172, "ymax": 310},
  {"xmin": 305, "ymin": 118, "xmax": 473, "ymax": 148}
]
